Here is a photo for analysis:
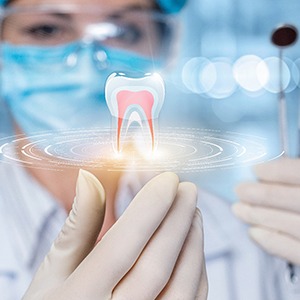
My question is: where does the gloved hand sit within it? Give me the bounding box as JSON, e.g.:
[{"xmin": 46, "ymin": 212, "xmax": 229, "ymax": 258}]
[
  {"xmin": 23, "ymin": 170, "xmax": 208, "ymax": 300},
  {"xmin": 233, "ymin": 157, "xmax": 300, "ymax": 265}
]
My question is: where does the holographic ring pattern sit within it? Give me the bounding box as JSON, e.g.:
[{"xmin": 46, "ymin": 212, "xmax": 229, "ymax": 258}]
[{"xmin": 0, "ymin": 127, "xmax": 271, "ymax": 172}]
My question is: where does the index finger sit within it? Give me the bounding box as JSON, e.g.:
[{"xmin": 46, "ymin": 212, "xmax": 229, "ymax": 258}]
[
  {"xmin": 235, "ymin": 181, "xmax": 300, "ymax": 213},
  {"xmin": 254, "ymin": 158, "xmax": 300, "ymax": 185},
  {"xmin": 66, "ymin": 172, "xmax": 179, "ymax": 298}
]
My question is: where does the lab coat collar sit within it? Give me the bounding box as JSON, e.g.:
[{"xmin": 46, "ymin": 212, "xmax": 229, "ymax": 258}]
[
  {"xmin": 0, "ymin": 163, "xmax": 63, "ymax": 271},
  {"xmin": 0, "ymin": 216, "xmax": 19, "ymax": 274}
]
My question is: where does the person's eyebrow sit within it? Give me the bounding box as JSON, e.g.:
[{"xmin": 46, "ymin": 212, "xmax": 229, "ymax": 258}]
[
  {"xmin": 44, "ymin": 5, "xmax": 155, "ymax": 20},
  {"xmin": 123, "ymin": 4, "xmax": 154, "ymax": 11},
  {"xmin": 110, "ymin": 4, "xmax": 155, "ymax": 16},
  {"xmin": 49, "ymin": 12, "xmax": 73, "ymax": 21}
]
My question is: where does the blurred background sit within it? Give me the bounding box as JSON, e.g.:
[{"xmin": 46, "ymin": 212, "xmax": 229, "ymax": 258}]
[
  {"xmin": 161, "ymin": 0, "xmax": 300, "ymax": 202},
  {"xmin": 1, "ymin": 0, "xmax": 299, "ymax": 203}
]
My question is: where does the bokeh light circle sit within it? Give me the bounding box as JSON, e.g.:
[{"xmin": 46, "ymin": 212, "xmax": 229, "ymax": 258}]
[
  {"xmin": 262, "ymin": 56, "xmax": 290, "ymax": 93},
  {"xmin": 233, "ymin": 55, "xmax": 268, "ymax": 92},
  {"xmin": 181, "ymin": 57, "xmax": 214, "ymax": 94},
  {"xmin": 284, "ymin": 57, "xmax": 298, "ymax": 93},
  {"xmin": 292, "ymin": 57, "xmax": 300, "ymax": 88},
  {"xmin": 206, "ymin": 58, "xmax": 236, "ymax": 99}
]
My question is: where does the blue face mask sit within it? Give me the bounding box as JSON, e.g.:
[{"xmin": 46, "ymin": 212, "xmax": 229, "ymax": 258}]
[{"xmin": 1, "ymin": 42, "xmax": 157, "ymax": 135}]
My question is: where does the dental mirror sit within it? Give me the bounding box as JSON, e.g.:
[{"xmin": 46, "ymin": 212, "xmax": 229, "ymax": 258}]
[
  {"xmin": 271, "ymin": 24, "xmax": 298, "ymax": 155},
  {"xmin": 271, "ymin": 24, "xmax": 298, "ymax": 47},
  {"xmin": 271, "ymin": 24, "xmax": 298, "ymax": 282}
]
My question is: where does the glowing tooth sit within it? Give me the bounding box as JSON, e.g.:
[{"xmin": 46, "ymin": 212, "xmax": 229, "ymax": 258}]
[{"xmin": 105, "ymin": 72, "xmax": 165, "ymax": 153}]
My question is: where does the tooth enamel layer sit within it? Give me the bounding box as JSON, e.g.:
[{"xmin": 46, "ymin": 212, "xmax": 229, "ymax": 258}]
[{"xmin": 105, "ymin": 73, "xmax": 165, "ymax": 153}]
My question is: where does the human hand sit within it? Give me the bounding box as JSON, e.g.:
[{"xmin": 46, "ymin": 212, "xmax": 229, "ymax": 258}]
[
  {"xmin": 233, "ymin": 157, "xmax": 300, "ymax": 265},
  {"xmin": 23, "ymin": 170, "xmax": 208, "ymax": 300}
]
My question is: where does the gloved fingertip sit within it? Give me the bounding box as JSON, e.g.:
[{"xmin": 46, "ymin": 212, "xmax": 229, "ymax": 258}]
[
  {"xmin": 252, "ymin": 163, "xmax": 267, "ymax": 177},
  {"xmin": 234, "ymin": 184, "xmax": 244, "ymax": 197},
  {"xmin": 160, "ymin": 171, "xmax": 179, "ymax": 183},
  {"xmin": 231, "ymin": 202, "xmax": 245, "ymax": 218},
  {"xmin": 76, "ymin": 169, "xmax": 106, "ymax": 209},
  {"xmin": 143, "ymin": 172, "xmax": 179, "ymax": 197},
  {"xmin": 248, "ymin": 227, "xmax": 267, "ymax": 242},
  {"xmin": 234, "ymin": 182, "xmax": 255, "ymax": 199},
  {"xmin": 252, "ymin": 158, "xmax": 287, "ymax": 176},
  {"xmin": 181, "ymin": 181, "xmax": 198, "ymax": 194}
]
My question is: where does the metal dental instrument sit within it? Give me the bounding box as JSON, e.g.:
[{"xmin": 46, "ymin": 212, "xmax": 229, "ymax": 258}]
[
  {"xmin": 271, "ymin": 24, "xmax": 298, "ymax": 155},
  {"xmin": 271, "ymin": 24, "xmax": 298, "ymax": 283}
]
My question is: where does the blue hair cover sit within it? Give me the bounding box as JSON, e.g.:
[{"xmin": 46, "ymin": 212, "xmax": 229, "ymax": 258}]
[
  {"xmin": 157, "ymin": 0, "xmax": 187, "ymax": 13},
  {"xmin": 0, "ymin": 0, "xmax": 187, "ymax": 13}
]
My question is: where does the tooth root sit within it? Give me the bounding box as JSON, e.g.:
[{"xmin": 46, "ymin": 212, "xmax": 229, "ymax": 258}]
[
  {"xmin": 105, "ymin": 72, "xmax": 165, "ymax": 154},
  {"xmin": 148, "ymin": 119, "xmax": 154, "ymax": 151},
  {"xmin": 116, "ymin": 90, "xmax": 155, "ymax": 152},
  {"xmin": 117, "ymin": 117, "xmax": 155, "ymax": 152}
]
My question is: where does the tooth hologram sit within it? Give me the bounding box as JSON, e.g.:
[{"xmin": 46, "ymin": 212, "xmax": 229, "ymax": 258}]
[{"xmin": 105, "ymin": 72, "xmax": 165, "ymax": 153}]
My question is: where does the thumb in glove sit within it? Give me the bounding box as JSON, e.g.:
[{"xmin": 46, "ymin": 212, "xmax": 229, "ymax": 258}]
[{"xmin": 23, "ymin": 169, "xmax": 106, "ymax": 298}]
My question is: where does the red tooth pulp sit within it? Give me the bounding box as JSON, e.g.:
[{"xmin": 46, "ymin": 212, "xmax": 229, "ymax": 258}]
[{"xmin": 117, "ymin": 90, "xmax": 155, "ymax": 152}]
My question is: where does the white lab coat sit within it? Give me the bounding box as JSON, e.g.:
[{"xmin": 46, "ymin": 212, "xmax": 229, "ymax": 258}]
[{"xmin": 0, "ymin": 163, "xmax": 300, "ymax": 299}]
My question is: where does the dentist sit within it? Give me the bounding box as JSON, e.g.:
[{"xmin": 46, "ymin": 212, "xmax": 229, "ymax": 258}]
[
  {"xmin": 0, "ymin": 0, "xmax": 208, "ymax": 299},
  {"xmin": 1, "ymin": 0, "xmax": 300, "ymax": 299}
]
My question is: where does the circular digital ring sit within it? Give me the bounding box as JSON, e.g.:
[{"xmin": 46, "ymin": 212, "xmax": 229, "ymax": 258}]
[{"xmin": 0, "ymin": 127, "xmax": 270, "ymax": 172}]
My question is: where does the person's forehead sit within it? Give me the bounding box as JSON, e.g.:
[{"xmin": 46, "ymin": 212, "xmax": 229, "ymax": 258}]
[{"xmin": 8, "ymin": 0, "xmax": 154, "ymax": 9}]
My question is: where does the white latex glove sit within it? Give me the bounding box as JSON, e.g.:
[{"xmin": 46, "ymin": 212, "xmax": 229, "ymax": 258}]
[
  {"xmin": 233, "ymin": 157, "xmax": 300, "ymax": 265},
  {"xmin": 23, "ymin": 170, "xmax": 208, "ymax": 300}
]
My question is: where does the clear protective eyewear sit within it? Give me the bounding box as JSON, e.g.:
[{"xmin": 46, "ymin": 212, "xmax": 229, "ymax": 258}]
[{"xmin": 0, "ymin": 4, "xmax": 177, "ymax": 72}]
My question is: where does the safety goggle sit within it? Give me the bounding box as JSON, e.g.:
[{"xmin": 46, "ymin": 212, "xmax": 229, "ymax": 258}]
[{"xmin": 0, "ymin": 4, "xmax": 177, "ymax": 71}]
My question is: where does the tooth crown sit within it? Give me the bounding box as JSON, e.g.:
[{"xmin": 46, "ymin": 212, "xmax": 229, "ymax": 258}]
[
  {"xmin": 105, "ymin": 72, "xmax": 165, "ymax": 153},
  {"xmin": 105, "ymin": 72, "xmax": 165, "ymax": 119}
]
